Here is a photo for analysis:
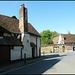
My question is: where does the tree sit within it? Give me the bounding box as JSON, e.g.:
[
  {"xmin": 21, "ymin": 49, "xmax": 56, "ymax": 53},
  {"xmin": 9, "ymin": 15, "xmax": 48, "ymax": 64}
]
[
  {"xmin": 51, "ymin": 31, "xmax": 59, "ymax": 40},
  {"xmin": 41, "ymin": 30, "xmax": 59, "ymax": 45},
  {"xmin": 41, "ymin": 30, "xmax": 53, "ymax": 45}
]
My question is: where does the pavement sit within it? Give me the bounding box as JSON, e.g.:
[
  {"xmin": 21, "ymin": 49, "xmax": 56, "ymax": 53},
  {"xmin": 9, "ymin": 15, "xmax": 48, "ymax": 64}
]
[{"xmin": 0, "ymin": 54, "xmax": 48, "ymax": 73}]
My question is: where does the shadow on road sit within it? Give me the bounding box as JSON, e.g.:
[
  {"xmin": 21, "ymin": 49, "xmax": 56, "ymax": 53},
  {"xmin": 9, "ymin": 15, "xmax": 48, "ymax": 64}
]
[
  {"xmin": 42, "ymin": 54, "xmax": 67, "ymax": 59},
  {"xmin": 5, "ymin": 54, "xmax": 63, "ymax": 74}
]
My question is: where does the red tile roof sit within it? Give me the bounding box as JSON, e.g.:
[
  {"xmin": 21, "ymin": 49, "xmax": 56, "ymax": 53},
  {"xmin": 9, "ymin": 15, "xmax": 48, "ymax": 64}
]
[
  {"xmin": 53, "ymin": 36, "xmax": 59, "ymax": 44},
  {"xmin": 53, "ymin": 34, "xmax": 75, "ymax": 44},
  {"xmin": 0, "ymin": 14, "xmax": 41, "ymax": 37},
  {"xmin": 62, "ymin": 34, "xmax": 75, "ymax": 43}
]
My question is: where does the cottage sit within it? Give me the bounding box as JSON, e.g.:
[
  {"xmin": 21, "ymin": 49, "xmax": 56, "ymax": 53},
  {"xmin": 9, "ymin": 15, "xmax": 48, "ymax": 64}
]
[
  {"xmin": 0, "ymin": 26, "xmax": 22, "ymax": 64},
  {"xmin": 0, "ymin": 4, "xmax": 41, "ymax": 63},
  {"xmin": 53, "ymin": 31, "xmax": 75, "ymax": 52}
]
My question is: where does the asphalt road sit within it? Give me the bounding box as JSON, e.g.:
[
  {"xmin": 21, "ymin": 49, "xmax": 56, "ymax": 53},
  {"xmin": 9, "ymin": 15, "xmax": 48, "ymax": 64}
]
[{"xmin": 3, "ymin": 52, "xmax": 75, "ymax": 74}]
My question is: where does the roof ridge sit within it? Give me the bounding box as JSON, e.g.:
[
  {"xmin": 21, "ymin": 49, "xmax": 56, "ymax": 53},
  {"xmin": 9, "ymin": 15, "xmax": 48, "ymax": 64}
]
[
  {"xmin": 0, "ymin": 14, "xmax": 19, "ymax": 20},
  {"xmin": 0, "ymin": 14, "xmax": 41, "ymax": 37}
]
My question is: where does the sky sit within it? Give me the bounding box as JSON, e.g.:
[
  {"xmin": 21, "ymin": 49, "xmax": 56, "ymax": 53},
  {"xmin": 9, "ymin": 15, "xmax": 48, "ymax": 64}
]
[{"xmin": 0, "ymin": 1, "xmax": 75, "ymax": 34}]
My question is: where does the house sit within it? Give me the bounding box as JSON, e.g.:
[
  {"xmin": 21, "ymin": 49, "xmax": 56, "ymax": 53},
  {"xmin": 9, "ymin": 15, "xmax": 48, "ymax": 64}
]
[
  {"xmin": 53, "ymin": 31, "xmax": 75, "ymax": 52},
  {"xmin": 53, "ymin": 36, "xmax": 59, "ymax": 44},
  {"xmin": 0, "ymin": 4, "xmax": 41, "ymax": 63},
  {"xmin": 0, "ymin": 26, "xmax": 22, "ymax": 65}
]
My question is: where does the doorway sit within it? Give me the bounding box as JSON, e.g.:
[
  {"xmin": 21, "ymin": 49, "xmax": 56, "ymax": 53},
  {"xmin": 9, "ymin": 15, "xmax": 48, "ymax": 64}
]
[
  {"xmin": 32, "ymin": 47, "xmax": 35, "ymax": 58},
  {"xmin": 0, "ymin": 46, "xmax": 10, "ymax": 65},
  {"xmin": 73, "ymin": 47, "xmax": 75, "ymax": 51}
]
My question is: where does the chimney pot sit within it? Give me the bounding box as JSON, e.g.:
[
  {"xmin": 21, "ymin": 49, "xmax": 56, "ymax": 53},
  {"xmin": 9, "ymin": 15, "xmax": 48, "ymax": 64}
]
[
  {"xmin": 21, "ymin": 4, "xmax": 24, "ymax": 8},
  {"xmin": 68, "ymin": 31, "xmax": 70, "ymax": 34}
]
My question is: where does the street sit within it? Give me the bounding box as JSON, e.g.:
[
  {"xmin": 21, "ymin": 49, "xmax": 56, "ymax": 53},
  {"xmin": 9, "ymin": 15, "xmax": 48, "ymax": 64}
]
[{"xmin": 3, "ymin": 52, "xmax": 75, "ymax": 74}]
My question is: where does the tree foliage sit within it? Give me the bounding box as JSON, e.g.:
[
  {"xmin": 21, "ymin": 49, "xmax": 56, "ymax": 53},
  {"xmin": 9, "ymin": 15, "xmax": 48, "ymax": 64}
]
[
  {"xmin": 51, "ymin": 31, "xmax": 59, "ymax": 39},
  {"xmin": 41, "ymin": 30, "xmax": 59, "ymax": 45}
]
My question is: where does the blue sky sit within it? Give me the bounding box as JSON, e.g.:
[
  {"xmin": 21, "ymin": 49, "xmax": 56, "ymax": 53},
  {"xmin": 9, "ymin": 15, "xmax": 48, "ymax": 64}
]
[{"xmin": 0, "ymin": 1, "xmax": 75, "ymax": 34}]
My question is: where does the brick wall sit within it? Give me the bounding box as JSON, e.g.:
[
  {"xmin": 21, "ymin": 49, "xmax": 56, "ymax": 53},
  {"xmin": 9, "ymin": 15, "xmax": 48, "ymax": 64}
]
[{"xmin": 41, "ymin": 44, "xmax": 63, "ymax": 54}]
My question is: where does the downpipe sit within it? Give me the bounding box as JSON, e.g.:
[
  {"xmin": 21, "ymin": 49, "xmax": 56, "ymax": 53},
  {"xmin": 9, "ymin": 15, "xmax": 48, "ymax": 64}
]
[{"xmin": 21, "ymin": 45, "xmax": 24, "ymax": 60}]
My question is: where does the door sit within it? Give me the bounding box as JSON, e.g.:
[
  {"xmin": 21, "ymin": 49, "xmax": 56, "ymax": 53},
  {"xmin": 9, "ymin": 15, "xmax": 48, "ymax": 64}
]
[
  {"xmin": 73, "ymin": 47, "xmax": 75, "ymax": 51},
  {"xmin": 32, "ymin": 47, "xmax": 35, "ymax": 58},
  {"xmin": 0, "ymin": 46, "xmax": 10, "ymax": 64}
]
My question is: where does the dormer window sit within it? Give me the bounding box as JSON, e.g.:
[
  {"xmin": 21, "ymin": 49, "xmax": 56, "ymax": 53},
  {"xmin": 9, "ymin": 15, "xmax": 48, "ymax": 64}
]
[{"xmin": 64, "ymin": 37, "xmax": 66, "ymax": 40}]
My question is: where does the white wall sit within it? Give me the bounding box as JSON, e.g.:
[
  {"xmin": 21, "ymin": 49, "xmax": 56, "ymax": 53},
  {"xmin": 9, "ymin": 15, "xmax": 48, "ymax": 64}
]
[
  {"xmin": 11, "ymin": 34, "xmax": 41, "ymax": 61},
  {"xmin": 37, "ymin": 37, "xmax": 41, "ymax": 57},
  {"xmin": 22, "ymin": 34, "xmax": 32, "ymax": 59},
  {"xmin": 30, "ymin": 36, "xmax": 36, "ymax": 44},
  {"xmin": 30, "ymin": 36, "xmax": 40, "ymax": 57},
  {"xmin": 11, "ymin": 46, "xmax": 22, "ymax": 61},
  {"xmin": 58, "ymin": 35, "xmax": 61, "ymax": 44},
  {"xmin": 30, "ymin": 36, "xmax": 36, "ymax": 57}
]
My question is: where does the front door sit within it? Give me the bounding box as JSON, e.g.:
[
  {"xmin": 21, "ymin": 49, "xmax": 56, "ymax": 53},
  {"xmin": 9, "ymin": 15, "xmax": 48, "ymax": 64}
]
[
  {"xmin": 32, "ymin": 47, "xmax": 35, "ymax": 58},
  {"xmin": 73, "ymin": 47, "xmax": 75, "ymax": 51},
  {"xmin": 0, "ymin": 46, "xmax": 10, "ymax": 65}
]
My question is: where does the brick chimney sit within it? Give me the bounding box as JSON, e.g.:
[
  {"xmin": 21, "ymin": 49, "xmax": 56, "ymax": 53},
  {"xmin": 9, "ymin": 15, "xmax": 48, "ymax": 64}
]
[{"xmin": 19, "ymin": 4, "xmax": 28, "ymax": 42}]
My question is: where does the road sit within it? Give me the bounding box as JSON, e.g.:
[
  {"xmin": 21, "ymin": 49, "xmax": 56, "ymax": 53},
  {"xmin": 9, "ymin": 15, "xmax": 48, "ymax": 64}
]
[{"xmin": 3, "ymin": 52, "xmax": 75, "ymax": 74}]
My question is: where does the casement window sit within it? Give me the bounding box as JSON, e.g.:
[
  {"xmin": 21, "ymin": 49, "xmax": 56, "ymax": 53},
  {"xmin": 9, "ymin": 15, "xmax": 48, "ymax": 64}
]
[{"xmin": 68, "ymin": 47, "xmax": 72, "ymax": 50}]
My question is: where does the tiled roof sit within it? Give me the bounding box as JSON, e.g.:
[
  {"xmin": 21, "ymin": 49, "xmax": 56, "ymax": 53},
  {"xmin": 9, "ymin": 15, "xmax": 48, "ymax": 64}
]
[
  {"xmin": 28, "ymin": 23, "xmax": 41, "ymax": 37},
  {"xmin": 0, "ymin": 14, "xmax": 41, "ymax": 37},
  {"xmin": 0, "ymin": 26, "xmax": 11, "ymax": 33},
  {"xmin": 53, "ymin": 36, "xmax": 59, "ymax": 44},
  {"xmin": 0, "ymin": 36, "xmax": 22, "ymax": 46},
  {"xmin": 0, "ymin": 15, "xmax": 20, "ymax": 33},
  {"xmin": 61, "ymin": 34, "xmax": 75, "ymax": 43}
]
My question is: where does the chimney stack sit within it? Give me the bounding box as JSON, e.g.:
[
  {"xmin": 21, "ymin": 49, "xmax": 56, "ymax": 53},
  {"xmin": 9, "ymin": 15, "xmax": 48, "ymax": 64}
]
[
  {"xmin": 19, "ymin": 4, "xmax": 28, "ymax": 42},
  {"xmin": 68, "ymin": 31, "xmax": 70, "ymax": 34},
  {"xmin": 21, "ymin": 4, "xmax": 24, "ymax": 8}
]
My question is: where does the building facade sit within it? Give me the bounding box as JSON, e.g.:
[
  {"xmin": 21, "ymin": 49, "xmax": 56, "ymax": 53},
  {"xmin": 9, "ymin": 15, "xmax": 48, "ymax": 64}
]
[
  {"xmin": 53, "ymin": 32, "xmax": 75, "ymax": 52},
  {"xmin": 0, "ymin": 4, "xmax": 41, "ymax": 63}
]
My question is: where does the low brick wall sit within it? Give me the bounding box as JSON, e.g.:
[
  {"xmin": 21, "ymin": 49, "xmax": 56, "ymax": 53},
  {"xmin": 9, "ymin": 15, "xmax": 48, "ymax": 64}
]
[
  {"xmin": 41, "ymin": 44, "xmax": 64, "ymax": 54},
  {"xmin": 41, "ymin": 46, "xmax": 53, "ymax": 54}
]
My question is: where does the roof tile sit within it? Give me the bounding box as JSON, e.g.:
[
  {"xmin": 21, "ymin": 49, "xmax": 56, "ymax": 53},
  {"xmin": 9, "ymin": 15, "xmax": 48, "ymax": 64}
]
[{"xmin": 0, "ymin": 14, "xmax": 41, "ymax": 37}]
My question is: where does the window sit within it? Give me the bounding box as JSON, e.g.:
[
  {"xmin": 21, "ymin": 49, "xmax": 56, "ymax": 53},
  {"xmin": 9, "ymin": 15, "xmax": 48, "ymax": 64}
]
[
  {"xmin": 27, "ymin": 40, "xmax": 29, "ymax": 43},
  {"xmin": 64, "ymin": 37, "xmax": 66, "ymax": 40},
  {"xmin": 11, "ymin": 46, "xmax": 14, "ymax": 49},
  {"xmin": 4, "ymin": 33, "xmax": 11, "ymax": 36},
  {"xmin": 68, "ymin": 47, "xmax": 72, "ymax": 50}
]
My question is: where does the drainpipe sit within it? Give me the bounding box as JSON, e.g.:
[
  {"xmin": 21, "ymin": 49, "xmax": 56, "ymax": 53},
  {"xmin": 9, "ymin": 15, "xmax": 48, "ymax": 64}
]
[
  {"xmin": 21, "ymin": 45, "xmax": 24, "ymax": 60},
  {"xmin": 36, "ymin": 37, "xmax": 37, "ymax": 57},
  {"xmin": 39, "ymin": 38, "xmax": 41, "ymax": 57}
]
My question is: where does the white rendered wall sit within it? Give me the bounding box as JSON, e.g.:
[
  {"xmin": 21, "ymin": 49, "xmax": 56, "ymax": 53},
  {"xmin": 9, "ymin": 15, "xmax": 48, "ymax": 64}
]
[
  {"xmin": 37, "ymin": 37, "xmax": 41, "ymax": 57},
  {"xmin": 30, "ymin": 36, "xmax": 37, "ymax": 57},
  {"xmin": 11, "ymin": 46, "xmax": 22, "ymax": 61},
  {"xmin": 11, "ymin": 34, "xmax": 41, "ymax": 61},
  {"xmin": 22, "ymin": 34, "xmax": 32, "ymax": 59},
  {"xmin": 30, "ymin": 36, "xmax": 40, "ymax": 57},
  {"xmin": 30, "ymin": 36, "xmax": 36, "ymax": 57},
  {"xmin": 30, "ymin": 36, "xmax": 36, "ymax": 45},
  {"xmin": 58, "ymin": 35, "xmax": 61, "ymax": 44}
]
